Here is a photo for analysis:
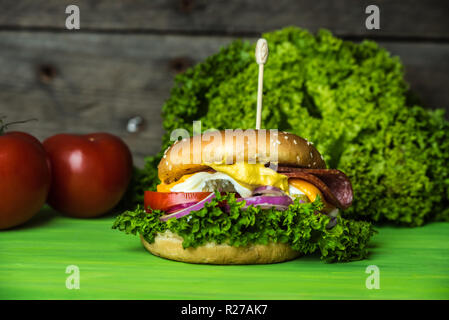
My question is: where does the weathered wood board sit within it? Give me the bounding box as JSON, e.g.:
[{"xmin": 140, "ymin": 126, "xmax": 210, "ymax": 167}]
[
  {"xmin": 1, "ymin": 0, "xmax": 448, "ymax": 39},
  {"xmin": 0, "ymin": 32, "xmax": 235, "ymax": 165}
]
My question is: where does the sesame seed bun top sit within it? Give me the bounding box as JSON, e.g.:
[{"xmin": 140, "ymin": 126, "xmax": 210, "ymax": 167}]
[{"xmin": 158, "ymin": 129, "xmax": 326, "ymax": 184}]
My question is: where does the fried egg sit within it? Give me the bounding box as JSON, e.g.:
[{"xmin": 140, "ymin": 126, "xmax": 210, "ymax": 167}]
[{"xmin": 169, "ymin": 171, "xmax": 253, "ymax": 197}]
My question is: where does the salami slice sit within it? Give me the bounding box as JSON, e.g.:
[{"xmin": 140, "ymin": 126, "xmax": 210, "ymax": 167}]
[{"xmin": 277, "ymin": 166, "xmax": 353, "ymax": 210}]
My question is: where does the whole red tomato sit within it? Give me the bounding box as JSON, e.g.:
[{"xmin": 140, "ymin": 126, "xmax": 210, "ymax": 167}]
[
  {"xmin": 43, "ymin": 133, "xmax": 133, "ymax": 218},
  {"xmin": 0, "ymin": 131, "xmax": 51, "ymax": 229}
]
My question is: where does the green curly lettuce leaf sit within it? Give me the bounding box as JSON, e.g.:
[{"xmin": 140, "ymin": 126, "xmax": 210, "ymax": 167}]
[
  {"xmin": 129, "ymin": 27, "xmax": 449, "ymax": 227},
  {"xmin": 112, "ymin": 193, "xmax": 376, "ymax": 263}
]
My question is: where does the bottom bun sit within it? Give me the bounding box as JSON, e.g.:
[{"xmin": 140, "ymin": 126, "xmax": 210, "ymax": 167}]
[{"xmin": 140, "ymin": 231, "xmax": 301, "ymax": 265}]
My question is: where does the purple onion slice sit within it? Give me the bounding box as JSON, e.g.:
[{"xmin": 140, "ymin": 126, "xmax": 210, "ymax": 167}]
[
  {"xmin": 164, "ymin": 202, "xmax": 198, "ymax": 214},
  {"xmin": 239, "ymin": 195, "xmax": 293, "ymax": 211},
  {"xmin": 159, "ymin": 193, "xmax": 216, "ymax": 222}
]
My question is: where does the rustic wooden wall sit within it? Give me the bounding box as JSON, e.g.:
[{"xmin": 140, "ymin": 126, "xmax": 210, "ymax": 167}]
[{"xmin": 1, "ymin": 0, "xmax": 448, "ymax": 166}]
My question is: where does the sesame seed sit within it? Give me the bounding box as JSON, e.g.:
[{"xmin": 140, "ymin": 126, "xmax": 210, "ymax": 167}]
[
  {"xmin": 163, "ymin": 155, "xmax": 166, "ymax": 158},
  {"xmin": 310, "ymin": 152, "xmax": 313, "ymax": 158},
  {"xmin": 293, "ymin": 140, "xmax": 297, "ymax": 145},
  {"xmin": 284, "ymin": 136, "xmax": 288, "ymax": 140},
  {"xmin": 313, "ymin": 161, "xmax": 316, "ymax": 165},
  {"xmin": 307, "ymin": 141, "xmax": 310, "ymax": 145},
  {"xmin": 296, "ymin": 155, "xmax": 300, "ymax": 162}
]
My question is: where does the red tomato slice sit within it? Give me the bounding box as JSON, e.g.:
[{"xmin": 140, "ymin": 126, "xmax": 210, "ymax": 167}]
[{"xmin": 144, "ymin": 191, "xmax": 213, "ymax": 213}]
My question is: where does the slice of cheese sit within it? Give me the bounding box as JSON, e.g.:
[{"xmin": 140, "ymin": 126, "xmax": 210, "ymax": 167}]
[
  {"xmin": 207, "ymin": 163, "xmax": 289, "ymax": 194},
  {"xmin": 288, "ymin": 179, "xmax": 323, "ymax": 202}
]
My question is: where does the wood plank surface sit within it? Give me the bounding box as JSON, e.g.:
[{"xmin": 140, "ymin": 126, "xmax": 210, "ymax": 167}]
[
  {"xmin": 0, "ymin": 32, "xmax": 236, "ymax": 165},
  {"xmin": 1, "ymin": 31, "xmax": 448, "ymax": 165},
  {"xmin": 0, "ymin": 0, "xmax": 448, "ymax": 39},
  {"xmin": 0, "ymin": 207, "xmax": 448, "ymax": 299},
  {"xmin": 382, "ymin": 42, "xmax": 449, "ymax": 112}
]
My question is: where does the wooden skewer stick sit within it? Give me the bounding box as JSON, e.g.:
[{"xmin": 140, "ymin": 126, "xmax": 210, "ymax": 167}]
[{"xmin": 255, "ymin": 38, "xmax": 268, "ymax": 130}]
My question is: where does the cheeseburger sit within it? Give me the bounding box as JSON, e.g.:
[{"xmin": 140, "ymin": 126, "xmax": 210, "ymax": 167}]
[{"xmin": 116, "ymin": 129, "xmax": 353, "ymax": 264}]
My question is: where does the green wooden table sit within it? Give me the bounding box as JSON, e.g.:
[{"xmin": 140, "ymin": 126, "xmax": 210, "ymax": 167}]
[{"xmin": 1, "ymin": 207, "xmax": 448, "ymax": 300}]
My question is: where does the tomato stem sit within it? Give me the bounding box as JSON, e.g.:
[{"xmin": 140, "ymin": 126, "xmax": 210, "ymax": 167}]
[{"xmin": 0, "ymin": 118, "xmax": 38, "ymax": 135}]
